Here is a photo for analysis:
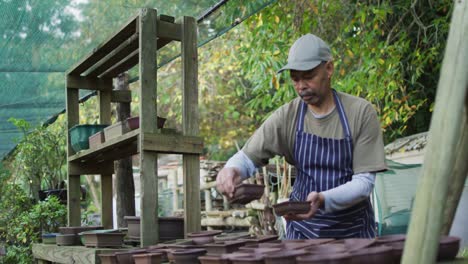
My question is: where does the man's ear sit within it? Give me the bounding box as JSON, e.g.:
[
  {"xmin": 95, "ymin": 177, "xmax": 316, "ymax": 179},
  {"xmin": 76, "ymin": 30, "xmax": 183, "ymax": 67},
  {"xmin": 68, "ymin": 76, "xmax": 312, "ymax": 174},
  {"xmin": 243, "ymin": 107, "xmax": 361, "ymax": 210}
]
[{"xmin": 325, "ymin": 61, "xmax": 334, "ymax": 79}]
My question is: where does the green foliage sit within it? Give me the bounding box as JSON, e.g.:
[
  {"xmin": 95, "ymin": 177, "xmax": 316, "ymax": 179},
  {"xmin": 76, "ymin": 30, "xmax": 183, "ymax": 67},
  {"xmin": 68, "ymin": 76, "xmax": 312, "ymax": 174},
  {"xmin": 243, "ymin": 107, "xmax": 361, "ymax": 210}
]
[
  {"xmin": 0, "ymin": 173, "xmax": 66, "ymax": 264},
  {"xmin": 7, "ymin": 116, "xmax": 67, "ymax": 200}
]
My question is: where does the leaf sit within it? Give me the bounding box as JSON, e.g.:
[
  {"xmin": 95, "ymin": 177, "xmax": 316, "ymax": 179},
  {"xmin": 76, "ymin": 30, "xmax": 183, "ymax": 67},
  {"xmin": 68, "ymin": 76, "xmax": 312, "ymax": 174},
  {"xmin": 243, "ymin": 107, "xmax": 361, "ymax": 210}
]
[{"xmin": 347, "ymin": 50, "xmax": 354, "ymax": 58}]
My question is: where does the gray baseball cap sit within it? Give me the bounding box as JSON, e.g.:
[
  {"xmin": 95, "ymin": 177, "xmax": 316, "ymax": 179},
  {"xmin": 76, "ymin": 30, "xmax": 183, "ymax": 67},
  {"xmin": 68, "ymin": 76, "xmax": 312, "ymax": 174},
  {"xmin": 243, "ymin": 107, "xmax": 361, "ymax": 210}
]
[{"xmin": 277, "ymin": 33, "xmax": 332, "ymax": 73}]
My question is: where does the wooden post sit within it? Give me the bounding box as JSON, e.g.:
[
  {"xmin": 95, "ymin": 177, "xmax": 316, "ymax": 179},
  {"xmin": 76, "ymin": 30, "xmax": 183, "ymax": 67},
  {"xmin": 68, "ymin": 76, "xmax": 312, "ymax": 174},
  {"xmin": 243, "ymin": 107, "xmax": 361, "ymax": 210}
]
[
  {"xmin": 169, "ymin": 170, "xmax": 179, "ymax": 211},
  {"xmin": 66, "ymin": 79, "xmax": 81, "ymax": 226},
  {"xmin": 441, "ymin": 99, "xmax": 468, "ymax": 234},
  {"xmin": 138, "ymin": 8, "xmax": 158, "ymax": 246},
  {"xmin": 401, "ymin": 1, "xmax": 468, "ymax": 263},
  {"xmin": 114, "ymin": 73, "xmax": 136, "ymax": 228},
  {"xmin": 99, "ymin": 81, "xmax": 113, "ymax": 229},
  {"xmin": 181, "ymin": 15, "xmax": 201, "ymax": 235}
]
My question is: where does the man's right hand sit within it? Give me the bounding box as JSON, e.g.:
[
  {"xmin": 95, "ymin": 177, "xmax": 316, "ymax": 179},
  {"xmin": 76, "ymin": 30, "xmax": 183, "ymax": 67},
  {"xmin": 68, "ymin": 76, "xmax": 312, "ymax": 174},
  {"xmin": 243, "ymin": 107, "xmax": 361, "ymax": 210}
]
[{"xmin": 216, "ymin": 167, "xmax": 243, "ymax": 198}]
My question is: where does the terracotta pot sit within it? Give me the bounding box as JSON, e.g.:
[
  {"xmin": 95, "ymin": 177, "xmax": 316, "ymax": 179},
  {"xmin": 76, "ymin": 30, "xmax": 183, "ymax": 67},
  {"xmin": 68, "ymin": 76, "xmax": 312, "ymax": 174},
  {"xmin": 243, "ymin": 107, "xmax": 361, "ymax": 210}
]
[
  {"xmin": 272, "ymin": 201, "xmax": 311, "ymax": 216},
  {"xmin": 198, "ymin": 255, "xmax": 230, "ymax": 264},
  {"xmin": 187, "ymin": 230, "xmax": 223, "ymax": 245},
  {"xmin": 80, "ymin": 232, "xmax": 125, "ymax": 248},
  {"xmin": 99, "ymin": 253, "xmax": 118, "ymax": 264},
  {"xmin": 214, "ymin": 232, "xmax": 251, "ymax": 242},
  {"xmin": 146, "ymin": 248, "xmax": 169, "ymax": 263},
  {"xmin": 133, "ymin": 253, "xmax": 163, "ymax": 264},
  {"xmin": 240, "ymin": 235, "xmax": 279, "ymax": 246},
  {"xmin": 88, "ymin": 131, "xmax": 105, "ymax": 148},
  {"xmin": 349, "ymin": 245, "xmax": 394, "ymax": 264},
  {"xmin": 124, "ymin": 216, "xmax": 140, "ymax": 239},
  {"xmin": 263, "ymin": 249, "xmax": 309, "ymax": 264},
  {"xmin": 244, "ymin": 247, "xmax": 282, "ymax": 255},
  {"xmin": 172, "ymin": 248, "xmax": 207, "ymax": 264},
  {"xmin": 306, "ymin": 244, "xmax": 348, "ymax": 254},
  {"xmin": 115, "ymin": 249, "xmax": 147, "ymax": 264},
  {"xmin": 296, "ymin": 253, "xmax": 353, "ymax": 264},
  {"xmin": 205, "ymin": 241, "xmax": 246, "ymax": 256},
  {"xmin": 125, "ymin": 116, "xmax": 166, "ymax": 131},
  {"xmin": 386, "ymin": 241, "xmax": 404, "ymax": 264},
  {"xmin": 342, "ymin": 238, "xmax": 376, "ymax": 252},
  {"xmin": 228, "ymin": 253, "xmax": 264, "ymax": 264},
  {"xmin": 437, "ymin": 236, "xmax": 460, "ymax": 261},
  {"xmin": 229, "ymin": 184, "xmax": 265, "ymax": 205},
  {"xmin": 59, "ymin": 226, "xmax": 103, "ymax": 235},
  {"xmin": 56, "ymin": 234, "xmax": 79, "ymax": 246}
]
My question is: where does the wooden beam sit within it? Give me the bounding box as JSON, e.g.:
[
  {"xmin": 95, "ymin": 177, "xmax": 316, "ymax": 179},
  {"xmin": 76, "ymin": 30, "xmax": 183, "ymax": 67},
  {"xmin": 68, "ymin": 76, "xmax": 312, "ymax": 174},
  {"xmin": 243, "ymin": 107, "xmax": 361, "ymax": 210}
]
[
  {"xmin": 111, "ymin": 90, "xmax": 132, "ymax": 103},
  {"xmin": 99, "ymin": 86, "xmax": 113, "ymax": 230},
  {"xmin": 68, "ymin": 162, "xmax": 113, "ymax": 175},
  {"xmin": 142, "ymin": 133, "xmax": 203, "ymax": 154},
  {"xmin": 401, "ymin": 1, "xmax": 468, "ymax": 263},
  {"xmin": 138, "ymin": 7, "xmax": 159, "ymax": 247},
  {"xmin": 66, "ymin": 85, "xmax": 80, "ymax": 227},
  {"xmin": 441, "ymin": 102, "xmax": 468, "ymax": 234},
  {"xmin": 67, "ymin": 75, "xmax": 113, "ymax": 91},
  {"xmin": 68, "ymin": 129, "xmax": 139, "ymax": 163},
  {"xmin": 181, "ymin": 15, "xmax": 201, "ymax": 236},
  {"xmin": 67, "ymin": 15, "xmax": 138, "ymax": 75},
  {"xmin": 158, "ymin": 20, "xmax": 181, "ymax": 41},
  {"xmin": 85, "ymin": 33, "xmax": 139, "ymax": 77}
]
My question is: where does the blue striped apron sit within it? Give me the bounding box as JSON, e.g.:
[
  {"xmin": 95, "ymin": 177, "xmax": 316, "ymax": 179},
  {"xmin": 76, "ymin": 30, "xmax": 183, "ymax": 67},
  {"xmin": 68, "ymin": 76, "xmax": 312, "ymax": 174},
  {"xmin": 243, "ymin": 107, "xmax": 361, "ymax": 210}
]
[{"xmin": 286, "ymin": 90, "xmax": 375, "ymax": 239}]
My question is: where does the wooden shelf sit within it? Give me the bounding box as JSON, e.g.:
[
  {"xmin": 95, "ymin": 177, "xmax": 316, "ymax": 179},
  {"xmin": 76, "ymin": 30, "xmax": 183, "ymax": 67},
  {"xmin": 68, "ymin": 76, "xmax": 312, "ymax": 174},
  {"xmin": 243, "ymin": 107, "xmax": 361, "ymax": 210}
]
[{"xmin": 68, "ymin": 129, "xmax": 203, "ymax": 173}]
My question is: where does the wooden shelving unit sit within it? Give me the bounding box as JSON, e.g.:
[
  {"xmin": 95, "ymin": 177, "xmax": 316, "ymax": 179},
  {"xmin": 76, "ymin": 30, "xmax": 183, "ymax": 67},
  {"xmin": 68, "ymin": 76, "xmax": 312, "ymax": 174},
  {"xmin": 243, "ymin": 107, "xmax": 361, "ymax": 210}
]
[{"xmin": 65, "ymin": 8, "xmax": 202, "ymax": 247}]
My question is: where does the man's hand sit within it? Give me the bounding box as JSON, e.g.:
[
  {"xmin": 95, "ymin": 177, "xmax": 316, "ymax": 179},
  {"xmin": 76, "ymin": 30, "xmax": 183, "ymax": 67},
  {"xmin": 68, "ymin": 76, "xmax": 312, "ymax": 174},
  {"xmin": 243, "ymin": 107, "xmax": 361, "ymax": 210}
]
[
  {"xmin": 216, "ymin": 167, "xmax": 243, "ymax": 198},
  {"xmin": 283, "ymin": 192, "xmax": 324, "ymax": 221}
]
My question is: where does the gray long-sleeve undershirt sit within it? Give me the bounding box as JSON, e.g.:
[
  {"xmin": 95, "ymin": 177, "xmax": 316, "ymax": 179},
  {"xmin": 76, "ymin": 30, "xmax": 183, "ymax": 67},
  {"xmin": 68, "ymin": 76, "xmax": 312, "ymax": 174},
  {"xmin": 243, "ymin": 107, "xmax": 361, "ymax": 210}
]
[{"xmin": 225, "ymin": 150, "xmax": 375, "ymax": 213}]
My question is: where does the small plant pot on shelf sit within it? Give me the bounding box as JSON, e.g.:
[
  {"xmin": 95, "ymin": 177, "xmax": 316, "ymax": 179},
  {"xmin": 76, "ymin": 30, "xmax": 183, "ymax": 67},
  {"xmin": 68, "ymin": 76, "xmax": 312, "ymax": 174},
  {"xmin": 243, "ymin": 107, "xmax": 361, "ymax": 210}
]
[
  {"xmin": 69, "ymin": 124, "xmax": 108, "ymax": 152},
  {"xmin": 296, "ymin": 253, "xmax": 353, "ymax": 264},
  {"xmin": 124, "ymin": 216, "xmax": 140, "ymax": 239},
  {"xmin": 42, "ymin": 233, "xmax": 59, "ymax": 244},
  {"xmin": 99, "ymin": 253, "xmax": 119, "ymax": 264},
  {"xmin": 438, "ymin": 236, "xmax": 461, "ymax": 261},
  {"xmin": 88, "ymin": 131, "xmax": 105, "ymax": 148},
  {"xmin": 272, "ymin": 201, "xmax": 310, "ymax": 216},
  {"xmin": 56, "ymin": 234, "xmax": 80, "ymax": 246},
  {"xmin": 172, "ymin": 248, "xmax": 207, "ymax": 264},
  {"xmin": 125, "ymin": 116, "xmax": 166, "ymax": 131},
  {"xmin": 204, "ymin": 241, "xmax": 246, "ymax": 256},
  {"xmin": 349, "ymin": 245, "xmax": 394, "ymax": 264},
  {"xmin": 59, "ymin": 226, "xmax": 104, "ymax": 235},
  {"xmin": 229, "ymin": 184, "xmax": 264, "ymax": 205},
  {"xmin": 103, "ymin": 122, "xmax": 128, "ymax": 141},
  {"xmin": 79, "ymin": 230, "xmax": 124, "ymax": 248},
  {"xmin": 115, "ymin": 249, "xmax": 148, "ymax": 264},
  {"xmin": 159, "ymin": 217, "xmax": 184, "ymax": 242}
]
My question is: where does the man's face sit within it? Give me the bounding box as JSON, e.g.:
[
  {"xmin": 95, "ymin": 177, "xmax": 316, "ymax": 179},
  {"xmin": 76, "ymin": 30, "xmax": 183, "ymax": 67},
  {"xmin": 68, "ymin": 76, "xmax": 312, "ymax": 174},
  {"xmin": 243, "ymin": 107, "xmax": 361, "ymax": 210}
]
[{"xmin": 290, "ymin": 61, "xmax": 333, "ymax": 106}]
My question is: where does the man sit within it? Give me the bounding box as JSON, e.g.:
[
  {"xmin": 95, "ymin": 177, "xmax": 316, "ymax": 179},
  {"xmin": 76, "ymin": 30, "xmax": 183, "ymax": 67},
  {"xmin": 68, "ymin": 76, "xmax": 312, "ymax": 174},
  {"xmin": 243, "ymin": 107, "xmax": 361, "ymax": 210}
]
[{"xmin": 216, "ymin": 33, "xmax": 387, "ymax": 239}]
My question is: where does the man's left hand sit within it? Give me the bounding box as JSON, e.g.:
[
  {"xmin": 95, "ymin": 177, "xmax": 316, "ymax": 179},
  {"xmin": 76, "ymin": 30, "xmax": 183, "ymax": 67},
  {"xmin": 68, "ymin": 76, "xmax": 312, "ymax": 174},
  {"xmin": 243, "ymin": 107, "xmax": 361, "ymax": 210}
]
[{"xmin": 283, "ymin": 192, "xmax": 324, "ymax": 221}]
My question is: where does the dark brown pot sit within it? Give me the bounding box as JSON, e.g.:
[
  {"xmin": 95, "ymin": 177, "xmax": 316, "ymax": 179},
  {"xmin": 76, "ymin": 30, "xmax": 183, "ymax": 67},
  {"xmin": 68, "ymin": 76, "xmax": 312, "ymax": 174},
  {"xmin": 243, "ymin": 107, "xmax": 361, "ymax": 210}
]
[
  {"xmin": 273, "ymin": 201, "xmax": 311, "ymax": 216},
  {"xmin": 124, "ymin": 216, "xmax": 141, "ymax": 239},
  {"xmin": 205, "ymin": 240, "xmax": 246, "ymax": 256},
  {"xmin": 198, "ymin": 255, "xmax": 230, "ymax": 264},
  {"xmin": 59, "ymin": 226, "xmax": 103, "ymax": 235},
  {"xmin": 214, "ymin": 232, "xmax": 251, "ymax": 242},
  {"xmin": 146, "ymin": 249, "xmax": 169, "ymax": 263},
  {"xmin": 438, "ymin": 236, "xmax": 460, "ymax": 261},
  {"xmin": 229, "ymin": 184, "xmax": 265, "ymax": 204},
  {"xmin": 81, "ymin": 232, "xmax": 125, "ymax": 248},
  {"xmin": 159, "ymin": 217, "xmax": 184, "ymax": 242},
  {"xmin": 306, "ymin": 244, "xmax": 348, "ymax": 254},
  {"xmin": 240, "ymin": 235, "xmax": 279, "ymax": 246},
  {"xmin": 115, "ymin": 249, "xmax": 148, "ymax": 264},
  {"xmin": 99, "ymin": 253, "xmax": 118, "ymax": 264},
  {"xmin": 187, "ymin": 230, "xmax": 223, "ymax": 245},
  {"xmin": 56, "ymin": 234, "xmax": 79, "ymax": 246},
  {"xmin": 349, "ymin": 245, "xmax": 394, "ymax": 264},
  {"xmin": 228, "ymin": 253, "xmax": 264, "ymax": 264},
  {"xmin": 296, "ymin": 253, "xmax": 353, "ymax": 264},
  {"xmin": 263, "ymin": 249, "xmax": 309, "ymax": 264},
  {"xmin": 376, "ymin": 234, "xmax": 406, "ymax": 244},
  {"xmin": 342, "ymin": 238, "xmax": 376, "ymax": 252},
  {"xmin": 133, "ymin": 253, "xmax": 163, "ymax": 264},
  {"xmin": 172, "ymin": 248, "xmax": 207, "ymax": 264},
  {"xmin": 386, "ymin": 241, "xmax": 404, "ymax": 264}
]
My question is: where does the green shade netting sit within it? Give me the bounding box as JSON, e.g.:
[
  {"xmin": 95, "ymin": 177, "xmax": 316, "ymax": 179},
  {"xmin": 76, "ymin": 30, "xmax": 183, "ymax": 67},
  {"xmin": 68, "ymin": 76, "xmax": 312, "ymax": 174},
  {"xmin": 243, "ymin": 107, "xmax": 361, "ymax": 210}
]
[
  {"xmin": 374, "ymin": 159, "xmax": 422, "ymax": 235},
  {"xmin": 0, "ymin": 0, "xmax": 277, "ymax": 158}
]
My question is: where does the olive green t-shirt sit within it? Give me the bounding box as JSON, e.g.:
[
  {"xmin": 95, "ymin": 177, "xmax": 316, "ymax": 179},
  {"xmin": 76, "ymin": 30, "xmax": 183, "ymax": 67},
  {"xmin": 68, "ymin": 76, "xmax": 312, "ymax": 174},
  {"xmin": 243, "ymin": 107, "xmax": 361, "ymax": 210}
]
[{"xmin": 242, "ymin": 91, "xmax": 387, "ymax": 174}]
